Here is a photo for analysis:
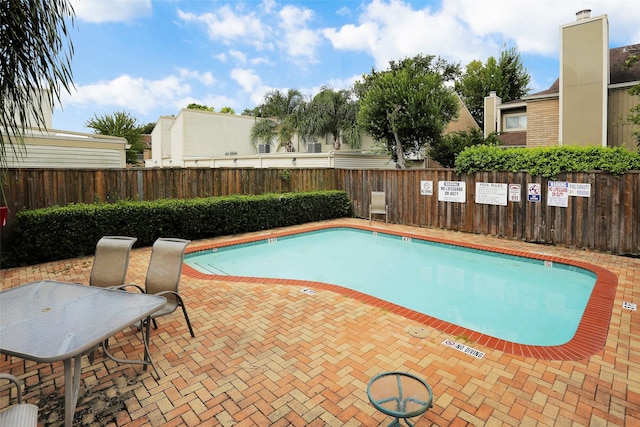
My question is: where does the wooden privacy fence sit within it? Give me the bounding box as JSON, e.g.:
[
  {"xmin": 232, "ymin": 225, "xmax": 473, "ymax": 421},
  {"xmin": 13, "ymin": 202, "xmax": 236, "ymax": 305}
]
[
  {"xmin": 2, "ymin": 168, "xmax": 639, "ymax": 255},
  {"xmin": 340, "ymin": 169, "xmax": 639, "ymax": 255}
]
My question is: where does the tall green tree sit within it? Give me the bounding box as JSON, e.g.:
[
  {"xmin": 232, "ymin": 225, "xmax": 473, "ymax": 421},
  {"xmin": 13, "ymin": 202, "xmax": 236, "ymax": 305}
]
[
  {"xmin": 187, "ymin": 103, "xmax": 214, "ymax": 112},
  {"xmin": 455, "ymin": 45, "xmax": 531, "ymax": 128},
  {"xmin": 1, "ymin": 0, "xmax": 75, "ymax": 200},
  {"xmin": 85, "ymin": 111, "xmax": 145, "ymax": 164},
  {"xmin": 140, "ymin": 122, "xmax": 156, "ymax": 134},
  {"xmin": 430, "ymin": 128, "xmax": 501, "ymax": 168},
  {"xmin": 357, "ymin": 54, "xmax": 460, "ymax": 169},
  {"xmin": 249, "ymin": 118, "xmax": 277, "ymax": 152},
  {"xmin": 306, "ymin": 87, "xmax": 360, "ymax": 150},
  {"xmin": 250, "ymin": 89, "xmax": 304, "ymax": 152}
]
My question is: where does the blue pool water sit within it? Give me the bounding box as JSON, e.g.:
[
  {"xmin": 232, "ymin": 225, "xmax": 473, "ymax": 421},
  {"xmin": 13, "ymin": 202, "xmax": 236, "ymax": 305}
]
[{"xmin": 185, "ymin": 228, "xmax": 596, "ymax": 346}]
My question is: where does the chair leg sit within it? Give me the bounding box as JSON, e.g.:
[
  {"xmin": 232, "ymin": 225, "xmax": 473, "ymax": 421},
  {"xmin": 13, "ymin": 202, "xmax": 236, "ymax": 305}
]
[{"xmin": 177, "ymin": 299, "xmax": 195, "ymax": 337}]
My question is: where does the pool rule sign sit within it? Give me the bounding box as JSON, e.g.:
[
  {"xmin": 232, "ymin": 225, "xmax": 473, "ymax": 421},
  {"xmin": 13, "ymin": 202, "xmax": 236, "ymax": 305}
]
[{"xmin": 527, "ymin": 183, "xmax": 541, "ymax": 202}]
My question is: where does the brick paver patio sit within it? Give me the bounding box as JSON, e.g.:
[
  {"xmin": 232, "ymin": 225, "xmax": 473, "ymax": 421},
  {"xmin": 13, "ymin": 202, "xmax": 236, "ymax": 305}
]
[{"xmin": 1, "ymin": 219, "xmax": 639, "ymax": 426}]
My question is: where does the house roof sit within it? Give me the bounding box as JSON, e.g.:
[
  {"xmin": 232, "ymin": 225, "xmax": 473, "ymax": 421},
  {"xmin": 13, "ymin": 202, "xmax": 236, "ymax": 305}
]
[
  {"xmin": 527, "ymin": 43, "xmax": 640, "ymax": 98},
  {"xmin": 610, "ymin": 44, "xmax": 640, "ymax": 85},
  {"xmin": 528, "ymin": 79, "xmax": 559, "ymax": 97}
]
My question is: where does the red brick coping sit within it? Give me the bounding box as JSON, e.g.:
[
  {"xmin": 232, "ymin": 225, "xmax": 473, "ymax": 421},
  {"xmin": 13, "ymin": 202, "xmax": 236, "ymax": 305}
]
[{"xmin": 182, "ymin": 223, "xmax": 618, "ymax": 361}]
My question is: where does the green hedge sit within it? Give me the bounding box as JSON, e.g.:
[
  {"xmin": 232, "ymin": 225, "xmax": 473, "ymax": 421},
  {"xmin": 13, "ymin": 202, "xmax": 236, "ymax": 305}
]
[
  {"xmin": 455, "ymin": 145, "xmax": 640, "ymax": 177},
  {"xmin": 9, "ymin": 191, "xmax": 352, "ymax": 266}
]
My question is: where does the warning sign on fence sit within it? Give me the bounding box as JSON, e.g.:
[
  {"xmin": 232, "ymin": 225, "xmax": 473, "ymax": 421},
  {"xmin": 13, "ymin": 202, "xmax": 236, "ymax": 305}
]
[{"xmin": 547, "ymin": 181, "xmax": 569, "ymax": 207}]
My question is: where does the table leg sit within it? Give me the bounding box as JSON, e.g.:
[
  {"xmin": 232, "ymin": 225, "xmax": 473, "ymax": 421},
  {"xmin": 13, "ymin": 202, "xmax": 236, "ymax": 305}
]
[
  {"xmin": 63, "ymin": 355, "xmax": 82, "ymax": 427},
  {"xmin": 100, "ymin": 316, "xmax": 160, "ymax": 379}
]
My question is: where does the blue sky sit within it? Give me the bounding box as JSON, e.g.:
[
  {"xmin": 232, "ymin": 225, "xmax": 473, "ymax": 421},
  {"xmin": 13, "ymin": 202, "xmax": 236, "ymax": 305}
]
[{"xmin": 55, "ymin": 0, "xmax": 640, "ymax": 132}]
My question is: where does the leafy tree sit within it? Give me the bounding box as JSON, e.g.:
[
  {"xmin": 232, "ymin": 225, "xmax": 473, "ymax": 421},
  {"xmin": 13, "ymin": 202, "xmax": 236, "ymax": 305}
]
[
  {"xmin": 357, "ymin": 54, "xmax": 460, "ymax": 169},
  {"xmin": 305, "ymin": 87, "xmax": 360, "ymax": 150},
  {"xmin": 85, "ymin": 111, "xmax": 145, "ymax": 164},
  {"xmin": 623, "ymin": 53, "xmax": 640, "ymax": 150},
  {"xmin": 187, "ymin": 103, "xmax": 214, "ymax": 112},
  {"xmin": 0, "ymin": 0, "xmax": 75, "ymax": 201},
  {"xmin": 254, "ymin": 89, "xmax": 303, "ymax": 119},
  {"xmin": 250, "ymin": 89, "xmax": 304, "ymax": 152},
  {"xmin": 249, "ymin": 118, "xmax": 277, "ymax": 152},
  {"xmin": 430, "ymin": 129, "xmax": 500, "ymax": 168},
  {"xmin": 455, "ymin": 45, "xmax": 531, "ymax": 128},
  {"xmin": 140, "ymin": 122, "xmax": 156, "ymax": 134},
  {"xmin": 218, "ymin": 106, "xmax": 235, "ymax": 114}
]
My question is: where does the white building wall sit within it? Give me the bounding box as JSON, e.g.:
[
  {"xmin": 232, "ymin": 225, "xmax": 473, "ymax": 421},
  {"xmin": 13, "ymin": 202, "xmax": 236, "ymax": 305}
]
[
  {"xmin": 4, "ymin": 130, "xmax": 127, "ymax": 168},
  {"xmin": 146, "ymin": 108, "xmax": 396, "ymax": 168},
  {"xmin": 150, "ymin": 116, "xmax": 174, "ymax": 165},
  {"xmin": 5, "ymin": 89, "xmax": 53, "ymax": 129},
  {"xmin": 180, "ymin": 109, "xmax": 257, "ymax": 157},
  {"xmin": 169, "ymin": 114, "xmax": 185, "ymax": 167}
]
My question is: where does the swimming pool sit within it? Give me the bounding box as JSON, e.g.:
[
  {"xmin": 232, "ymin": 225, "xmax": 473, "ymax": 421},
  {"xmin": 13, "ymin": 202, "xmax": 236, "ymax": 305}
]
[{"xmin": 182, "ymin": 223, "xmax": 617, "ymax": 360}]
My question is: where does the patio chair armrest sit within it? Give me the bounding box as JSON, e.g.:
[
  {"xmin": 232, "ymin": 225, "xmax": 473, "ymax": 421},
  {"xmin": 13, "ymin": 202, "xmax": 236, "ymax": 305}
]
[
  {"xmin": 154, "ymin": 290, "xmax": 187, "ymax": 305},
  {"xmin": 110, "ymin": 284, "xmax": 145, "ymax": 293},
  {"xmin": 154, "ymin": 290, "xmax": 181, "ymax": 299},
  {"xmin": 0, "ymin": 374, "xmax": 23, "ymax": 403}
]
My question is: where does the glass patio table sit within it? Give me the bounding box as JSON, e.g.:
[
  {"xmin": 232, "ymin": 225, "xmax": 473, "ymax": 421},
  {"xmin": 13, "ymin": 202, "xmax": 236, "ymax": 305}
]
[
  {"xmin": 367, "ymin": 371, "xmax": 433, "ymax": 427},
  {"xmin": 0, "ymin": 280, "xmax": 166, "ymax": 427}
]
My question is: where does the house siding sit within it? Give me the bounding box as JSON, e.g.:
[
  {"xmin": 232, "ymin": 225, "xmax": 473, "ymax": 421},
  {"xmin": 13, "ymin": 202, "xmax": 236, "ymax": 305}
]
[
  {"xmin": 608, "ymin": 85, "xmax": 640, "ymax": 150},
  {"xmin": 560, "ymin": 14, "xmax": 608, "ymax": 146},
  {"xmin": 526, "ymin": 99, "xmax": 560, "ymax": 147},
  {"xmin": 4, "ymin": 131, "xmax": 127, "ymax": 168}
]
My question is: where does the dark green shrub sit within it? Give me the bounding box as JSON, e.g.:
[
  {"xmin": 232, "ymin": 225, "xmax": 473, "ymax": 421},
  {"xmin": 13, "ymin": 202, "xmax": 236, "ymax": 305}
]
[
  {"xmin": 429, "ymin": 129, "xmax": 500, "ymax": 168},
  {"xmin": 455, "ymin": 145, "xmax": 640, "ymax": 177},
  {"xmin": 9, "ymin": 191, "xmax": 352, "ymax": 266}
]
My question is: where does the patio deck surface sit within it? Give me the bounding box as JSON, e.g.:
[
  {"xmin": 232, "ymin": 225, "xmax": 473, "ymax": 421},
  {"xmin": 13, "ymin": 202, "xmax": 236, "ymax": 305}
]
[{"xmin": 1, "ymin": 219, "xmax": 639, "ymax": 426}]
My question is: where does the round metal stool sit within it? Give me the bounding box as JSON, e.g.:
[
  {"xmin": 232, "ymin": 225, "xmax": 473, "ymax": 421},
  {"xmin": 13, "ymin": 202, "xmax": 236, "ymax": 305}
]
[{"xmin": 367, "ymin": 371, "xmax": 433, "ymax": 427}]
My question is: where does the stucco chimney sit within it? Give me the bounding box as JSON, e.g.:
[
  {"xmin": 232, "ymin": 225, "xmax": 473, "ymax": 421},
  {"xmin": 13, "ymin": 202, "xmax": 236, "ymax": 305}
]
[{"xmin": 576, "ymin": 9, "xmax": 591, "ymax": 20}]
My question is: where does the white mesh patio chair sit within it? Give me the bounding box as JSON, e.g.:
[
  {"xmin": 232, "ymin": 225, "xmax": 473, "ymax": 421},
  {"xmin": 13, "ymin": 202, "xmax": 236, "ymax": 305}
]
[
  {"xmin": 369, "ymin": 191, "xmax": 388, "ymax": 224},
  {"xmin": 0, "ymin": 374, "xmax": 38, "ymax": 427},
  {"xmin": 140, "ymin": 238, "xmax": 195, "ymax": 337},
  {"xmin": 89, "ymin": 236, "xmax": 137, "ymax": 288}
]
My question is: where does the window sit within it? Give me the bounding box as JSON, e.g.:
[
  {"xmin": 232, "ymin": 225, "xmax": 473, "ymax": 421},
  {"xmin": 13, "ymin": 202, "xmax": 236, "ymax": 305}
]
[{"xmin": 504, "ymin": 114, "xmax": 527, "ymax": 131}]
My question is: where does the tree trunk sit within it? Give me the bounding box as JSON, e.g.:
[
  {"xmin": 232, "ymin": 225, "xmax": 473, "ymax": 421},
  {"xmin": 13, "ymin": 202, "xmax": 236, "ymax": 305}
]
[
  {"xmin": 333, "ymin": 132, "xmax": 341, "ymax": 150},
  {"xmin": 393, "ymin": 131, "xmax": 406, "ymax": 169},
  {"xmin": 388, "ymin": 105, "xmax": 406, "ymax": 169}
]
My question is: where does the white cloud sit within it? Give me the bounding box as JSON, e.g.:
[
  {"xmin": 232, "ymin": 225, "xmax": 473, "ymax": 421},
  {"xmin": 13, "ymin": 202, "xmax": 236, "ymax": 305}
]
[
  {"xmin": 261, "ymin": 0, "xmax": 277, "ymax": 15},
  {"xmin": 177, "ymin": 5, "xmax": 270, "ymax": 49},
  {"xmin": 61, "ymin": 74, "xmax": 189, "ymax": 114},
  {"xmin": 323, "ymin": 0, "xmax": 496, "ymax": 70},
  {"xmin": 336, "ymin": 6, "xmax": 351, "ymax": 17},
  {"xmin": 322, "ymin": 0, "xmax": 639, "ymax": 72},
  {"xmin": 230, "ymin": 68, "xmax": 270, "ymax": 105},
  {"xmin": 230, "ymin": 68, "xmax": 261, "ymax": 93},
  {"xmin": 178, "ymin": 69, "xmax": 216, "ymax": 86},
  {"xmin": 72, "ymin": 0, "xmax": 152, "ymax": 23},
  {"xmin": 322, "ymin": 23, "xmax": 377, "ymax": 51},
  {"xmin": 229, "ymin": 50, "xmax": 248, "ymax": 64},
  {"xmin": 448, "ymin": 0, "xmax": 640, "ymax": 56},
  {"xmin": 251, "ymin": 56, "xmax": 270, "ymax": 66},
  {"xmin": 278, "ymin": 5, "xmax": 320, "ymax": 62}
]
